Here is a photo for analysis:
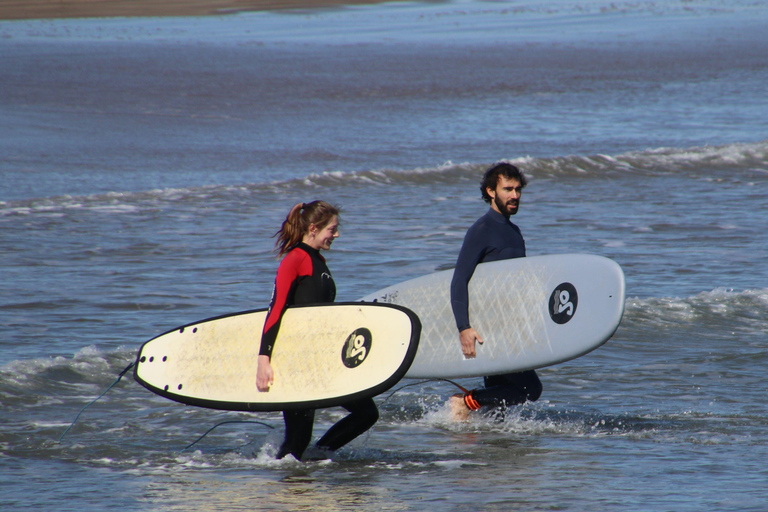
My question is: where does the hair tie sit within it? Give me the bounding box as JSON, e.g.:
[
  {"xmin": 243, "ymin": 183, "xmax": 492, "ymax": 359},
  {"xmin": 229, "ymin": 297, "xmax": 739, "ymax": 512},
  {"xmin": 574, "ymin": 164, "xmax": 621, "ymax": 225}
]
[{"xmin": 301, "ymin": 203, "xmax": 306, "ymax": 210}]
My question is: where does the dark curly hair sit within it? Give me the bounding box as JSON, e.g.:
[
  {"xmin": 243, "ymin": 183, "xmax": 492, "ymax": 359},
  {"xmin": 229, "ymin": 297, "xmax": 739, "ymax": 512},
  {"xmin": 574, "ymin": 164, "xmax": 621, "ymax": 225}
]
[{"xmin": 480, "ymin": 162, "xmax": 528, "ymax": 203}]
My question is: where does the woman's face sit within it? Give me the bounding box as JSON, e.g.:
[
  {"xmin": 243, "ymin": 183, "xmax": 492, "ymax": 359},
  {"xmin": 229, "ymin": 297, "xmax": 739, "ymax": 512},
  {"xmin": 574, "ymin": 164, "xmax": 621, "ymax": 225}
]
[{"xmin": 306, "ymin": 215, "xmax": 340, "ymax": 251}]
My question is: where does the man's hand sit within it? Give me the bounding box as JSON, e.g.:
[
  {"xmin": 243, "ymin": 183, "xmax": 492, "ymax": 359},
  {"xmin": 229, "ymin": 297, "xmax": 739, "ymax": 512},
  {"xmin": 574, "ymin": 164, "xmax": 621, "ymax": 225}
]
[
  {"xmin": 256, "ymin": 354, "xmax": 274, "ymax": 391},
  {"xmin": 459, "ymin": 327, "xmax": 484, "ymax": 358}
]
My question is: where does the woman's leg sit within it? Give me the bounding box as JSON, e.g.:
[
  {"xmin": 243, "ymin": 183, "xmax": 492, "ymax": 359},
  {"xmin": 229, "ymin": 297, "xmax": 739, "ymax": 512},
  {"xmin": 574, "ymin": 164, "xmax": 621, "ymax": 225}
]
[
  {"xmin": 315, "ymin": 397, "xmax": 379, "ymax": 451},
  {"xmin": 276, "ymin": 408, "xmax": 315, "ymax": 460}
]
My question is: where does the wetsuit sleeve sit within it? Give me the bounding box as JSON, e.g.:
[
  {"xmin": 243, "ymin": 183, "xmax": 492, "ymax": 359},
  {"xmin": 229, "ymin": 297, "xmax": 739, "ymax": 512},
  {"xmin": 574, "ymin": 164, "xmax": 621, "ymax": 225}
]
[
  {"xmin": 450, "ymin": 224, "xmax": 487, "ymax": 332},
  {"xmin": 259, "ymin": 250, "xmax": 312, "ymax": 358}
]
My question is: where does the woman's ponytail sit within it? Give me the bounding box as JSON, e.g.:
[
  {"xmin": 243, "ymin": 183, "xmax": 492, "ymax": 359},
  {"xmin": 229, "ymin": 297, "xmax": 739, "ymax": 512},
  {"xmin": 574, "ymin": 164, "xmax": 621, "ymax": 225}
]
[{"xmin": 274, "ymin": 201, "xmax": 340, "ymax": 256}]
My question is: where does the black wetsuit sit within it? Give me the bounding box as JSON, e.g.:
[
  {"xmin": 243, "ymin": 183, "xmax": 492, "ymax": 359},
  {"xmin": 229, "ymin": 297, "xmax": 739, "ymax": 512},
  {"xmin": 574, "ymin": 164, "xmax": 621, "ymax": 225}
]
[
  {"xmin": 450, "ymin": 208, "xmax": 543, "ymax": 408},
  {"xmin": 260, "ymin": 243, "xmax": 378, "ymax": 459}
]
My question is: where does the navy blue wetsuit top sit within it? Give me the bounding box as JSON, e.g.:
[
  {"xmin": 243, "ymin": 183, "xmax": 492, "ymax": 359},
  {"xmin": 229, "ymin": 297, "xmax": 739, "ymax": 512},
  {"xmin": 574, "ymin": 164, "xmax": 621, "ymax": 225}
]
[{"xmin": 450, "ymin": 208, "xmax": 526, "ymax": 332}]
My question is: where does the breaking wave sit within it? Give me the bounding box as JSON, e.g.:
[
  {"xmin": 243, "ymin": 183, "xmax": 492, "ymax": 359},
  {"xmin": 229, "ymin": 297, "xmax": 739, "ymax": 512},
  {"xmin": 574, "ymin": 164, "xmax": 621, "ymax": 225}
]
[{"xmin": 2, "ymin": 141, "xmax": 765, "ymax": 219}]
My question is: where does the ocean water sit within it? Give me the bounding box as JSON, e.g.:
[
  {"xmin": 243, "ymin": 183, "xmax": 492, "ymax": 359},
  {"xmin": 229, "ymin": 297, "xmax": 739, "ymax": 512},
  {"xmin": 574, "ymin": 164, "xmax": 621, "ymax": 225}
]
[{"xmin": 1, "ymin": 0, "xmax": 767, "ymax": 510}]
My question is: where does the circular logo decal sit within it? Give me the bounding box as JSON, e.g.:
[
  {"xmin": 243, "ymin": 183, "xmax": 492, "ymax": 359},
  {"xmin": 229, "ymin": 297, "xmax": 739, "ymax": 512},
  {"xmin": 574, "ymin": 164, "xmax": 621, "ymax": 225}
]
[
  {"xmin": 342, "ymin": 328, "xmax": 372, "ymax": 368},
  {"xmin": 549, "ymin": 283, "xmax": 578, "ymax": 324}
]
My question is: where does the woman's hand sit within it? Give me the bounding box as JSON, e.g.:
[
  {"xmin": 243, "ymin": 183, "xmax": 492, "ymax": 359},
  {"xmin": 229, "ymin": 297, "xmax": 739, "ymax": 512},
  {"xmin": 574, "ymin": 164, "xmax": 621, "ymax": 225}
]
[{"xmin": 256, "ymin": 355, "xmax": 274, "ymax": 392}]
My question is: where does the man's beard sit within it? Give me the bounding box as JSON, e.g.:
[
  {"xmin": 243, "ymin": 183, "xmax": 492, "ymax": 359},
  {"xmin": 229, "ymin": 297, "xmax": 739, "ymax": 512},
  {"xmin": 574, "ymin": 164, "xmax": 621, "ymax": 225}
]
[{"xmin": 495, "ymin": 195, "xmax": 518, "ymax": 216}]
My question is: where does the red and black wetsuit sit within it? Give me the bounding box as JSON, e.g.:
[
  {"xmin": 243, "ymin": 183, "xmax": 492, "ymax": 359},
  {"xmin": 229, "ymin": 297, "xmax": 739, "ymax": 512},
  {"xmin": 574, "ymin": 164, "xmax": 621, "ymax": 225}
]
[
  {"xmin": 259, "ymin": 242, "xmax": 378, "ymax": 460},
  {"xmin": 260, "ymin": 242, "xmax": 336, "ymax": 358}
]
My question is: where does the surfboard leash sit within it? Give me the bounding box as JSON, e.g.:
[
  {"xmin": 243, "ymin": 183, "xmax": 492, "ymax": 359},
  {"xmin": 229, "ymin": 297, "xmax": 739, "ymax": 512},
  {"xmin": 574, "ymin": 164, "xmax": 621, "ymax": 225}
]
[
  {"xmin": 58, "ymin": 368, "xmax": 471, "ymax": 450},
  {"xmin": 349, "ymin": 378, "xmax": 477, "ymax": 448},
  {"xmin": 438, "ymin": 378, "xmax": 472, "ymax": 394},
  {"xmin": 58, "ymin": 362, "xmax": 276, "ymax": 452},
  {"xmin": 185, "ymin": 380, "xmax": 473, "ymax": 455},
  {"xmin": 181, "ymin": 380, "xmax": 467, "ymax": 454},
  {"xmin": 180, "ymin": 420, "xmax": 275, "ymax": 453},
  {"xmin": 383, "ymin": 378, "xmax": 471, "ymax": 402},
  {"xmin": 433, "ymin": 378, "xmax": 482, "ymax": 410},
  {"xmin": 58, "ymin": 361, "xmax": 136, "ymax": 443}
]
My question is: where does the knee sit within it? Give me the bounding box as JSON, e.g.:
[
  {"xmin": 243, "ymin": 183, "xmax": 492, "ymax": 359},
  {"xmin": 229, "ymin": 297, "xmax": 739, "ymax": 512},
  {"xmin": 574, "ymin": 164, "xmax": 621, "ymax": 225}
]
[
  {"xmin": 526, "ymin": 380, "xmax": 543, "ymax": 402},
  {"xmin": 352, "ymin": 399, "xmax": 378, "ymax": 428},
  {"xmin": 518, "ymin": 369, "xmax": 542, "ymax": 402},
  {"xmin": 362, "ymin": 401, "xmax": 379, "ymax": 426}
]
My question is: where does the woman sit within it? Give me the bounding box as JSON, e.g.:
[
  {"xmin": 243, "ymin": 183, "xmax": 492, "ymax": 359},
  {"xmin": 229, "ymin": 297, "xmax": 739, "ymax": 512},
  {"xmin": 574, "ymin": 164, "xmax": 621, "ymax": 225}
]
[{"xmin": 256, "ymin": 201, "xmax": 379, "ymax": 460}]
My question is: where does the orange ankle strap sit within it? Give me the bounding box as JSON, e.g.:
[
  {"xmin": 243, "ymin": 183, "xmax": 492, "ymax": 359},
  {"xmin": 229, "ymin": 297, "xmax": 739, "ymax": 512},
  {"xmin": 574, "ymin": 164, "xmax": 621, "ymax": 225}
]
[{"xmin": 463, "ymin": 391, "xmax": 481, "ymax": 411}]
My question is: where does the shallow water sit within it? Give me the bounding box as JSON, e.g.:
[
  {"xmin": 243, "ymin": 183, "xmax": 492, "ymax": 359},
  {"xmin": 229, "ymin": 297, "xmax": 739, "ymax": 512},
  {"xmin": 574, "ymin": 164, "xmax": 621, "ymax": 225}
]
[{"xmin": 2, "ymin": 1, "xmax": 768, "ymax": 510}]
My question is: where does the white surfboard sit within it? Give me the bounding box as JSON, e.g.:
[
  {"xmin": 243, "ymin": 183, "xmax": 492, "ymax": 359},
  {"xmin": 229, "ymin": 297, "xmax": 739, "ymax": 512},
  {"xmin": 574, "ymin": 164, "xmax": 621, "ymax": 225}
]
[
  {"xmin": 133, "ymin": 302, "xmax": 421, "ymax": 412},
  {"xmin": 360, "ymin": 254, "xmax": 625, "ymax": 378}
]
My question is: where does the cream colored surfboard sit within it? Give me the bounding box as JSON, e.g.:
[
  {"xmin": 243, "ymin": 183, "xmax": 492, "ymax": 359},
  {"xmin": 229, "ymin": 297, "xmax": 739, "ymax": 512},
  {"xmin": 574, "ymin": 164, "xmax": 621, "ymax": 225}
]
[
  {"xmin": 134, "ymin": 303, "xmax": 420, "ymax": 411},
  {"xmin": 361, "ymin": 254, "xmax": 625, "ymax": 378}
]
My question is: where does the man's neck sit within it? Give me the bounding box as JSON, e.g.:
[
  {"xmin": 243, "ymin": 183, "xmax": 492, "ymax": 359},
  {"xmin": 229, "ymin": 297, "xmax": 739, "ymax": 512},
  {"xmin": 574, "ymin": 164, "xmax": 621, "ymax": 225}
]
[{"xmin": 489, "ymin": 206, "xmax": 510, "ymax": 221}]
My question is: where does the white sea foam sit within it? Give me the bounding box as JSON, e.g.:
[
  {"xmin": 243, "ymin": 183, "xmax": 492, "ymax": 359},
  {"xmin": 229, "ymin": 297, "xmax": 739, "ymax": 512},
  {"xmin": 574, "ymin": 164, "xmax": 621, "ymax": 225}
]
[
  {"xmin": 1, "ymin": 141, "xmax": 764, "ymax": 219},
  {"xmin": 623, "ymin": 287, "xmax": 768, "ymax": 330}
]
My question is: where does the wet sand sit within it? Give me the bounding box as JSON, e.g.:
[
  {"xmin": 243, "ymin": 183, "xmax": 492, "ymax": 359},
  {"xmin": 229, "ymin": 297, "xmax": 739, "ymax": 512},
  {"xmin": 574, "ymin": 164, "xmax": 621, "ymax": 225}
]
[{"xmin": 0, "ymin": 0, "xmax": 387, "ymax": 20}]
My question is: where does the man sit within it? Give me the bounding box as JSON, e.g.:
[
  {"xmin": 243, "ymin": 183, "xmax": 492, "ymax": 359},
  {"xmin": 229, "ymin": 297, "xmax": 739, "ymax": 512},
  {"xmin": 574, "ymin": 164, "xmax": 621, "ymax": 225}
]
[{"xmin": 449, "ymin": 162, "xmax": 543, "ymax": 419}]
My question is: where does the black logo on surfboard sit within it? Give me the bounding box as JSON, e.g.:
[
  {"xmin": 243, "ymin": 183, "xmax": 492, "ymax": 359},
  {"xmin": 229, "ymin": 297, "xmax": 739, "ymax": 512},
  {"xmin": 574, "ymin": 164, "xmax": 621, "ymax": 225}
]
[
  {"xmin": 549, "ymin": 283, "xmax": 578, "ymax": 324},
  {"xmin": 342, "ymin": 328, "xmax": 372, "ymax": 368}
]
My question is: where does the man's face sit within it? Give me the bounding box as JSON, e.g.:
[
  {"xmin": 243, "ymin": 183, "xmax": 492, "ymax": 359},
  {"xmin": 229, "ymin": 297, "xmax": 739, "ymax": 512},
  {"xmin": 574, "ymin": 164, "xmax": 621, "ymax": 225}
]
[{"xmin": 487, "ymin": 176, "xmax": 523, "ymax": 217}]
